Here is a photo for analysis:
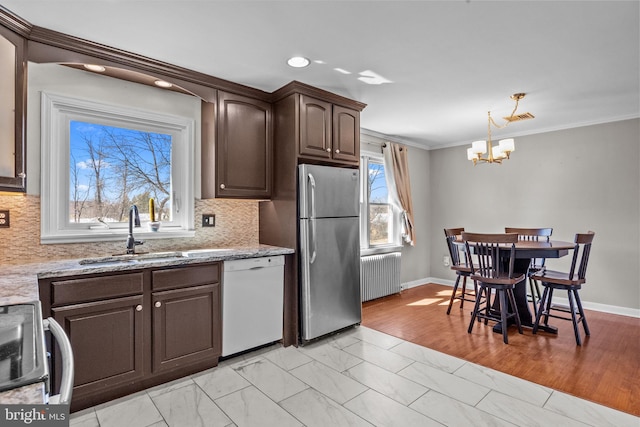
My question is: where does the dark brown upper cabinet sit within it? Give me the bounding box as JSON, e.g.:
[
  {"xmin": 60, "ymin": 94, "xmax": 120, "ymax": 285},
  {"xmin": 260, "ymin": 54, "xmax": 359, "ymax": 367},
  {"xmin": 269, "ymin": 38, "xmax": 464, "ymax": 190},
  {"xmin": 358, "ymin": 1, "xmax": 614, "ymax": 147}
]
[
  {"xmin": 299, "ymin": 95, "xmax": 332, "ymax": 160},
  {"xmin": 332, "ymin": 105, "xmax": 360, "ymax": 163},
  {"xmin": 202, "ymin": 91, "xmax": 273, "ymax": 199},
  {"xmin": 298, "ymin": 94, "xmax": 360, "ymax": 166},
  {"xmin": 0, "ymin": 24, "xmax": 27, "ymax": 192}
]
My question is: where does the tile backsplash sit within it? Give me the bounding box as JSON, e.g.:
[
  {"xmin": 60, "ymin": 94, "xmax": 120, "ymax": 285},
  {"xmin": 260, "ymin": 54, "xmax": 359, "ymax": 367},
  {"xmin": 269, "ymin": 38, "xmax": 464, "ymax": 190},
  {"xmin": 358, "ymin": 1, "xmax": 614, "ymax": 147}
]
[{"xmin": 0, "ymin": 194, "xmax": 260, "ymax": 265}]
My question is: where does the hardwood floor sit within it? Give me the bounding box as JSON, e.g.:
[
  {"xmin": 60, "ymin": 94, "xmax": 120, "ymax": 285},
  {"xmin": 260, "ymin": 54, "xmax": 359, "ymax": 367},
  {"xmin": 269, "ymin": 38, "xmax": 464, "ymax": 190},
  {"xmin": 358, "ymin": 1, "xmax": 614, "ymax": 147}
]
[{"xmin": 361, "ymin": 283, "xmax": 640, "ymax": 417}]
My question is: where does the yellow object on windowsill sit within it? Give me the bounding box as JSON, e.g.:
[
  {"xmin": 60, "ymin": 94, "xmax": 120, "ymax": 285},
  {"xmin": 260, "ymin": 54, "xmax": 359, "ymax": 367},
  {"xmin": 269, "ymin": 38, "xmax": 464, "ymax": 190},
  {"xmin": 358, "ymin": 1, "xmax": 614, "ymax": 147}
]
[{"xmin": 149, "ymin": 198, "xmax": 155, "ymax": 222}]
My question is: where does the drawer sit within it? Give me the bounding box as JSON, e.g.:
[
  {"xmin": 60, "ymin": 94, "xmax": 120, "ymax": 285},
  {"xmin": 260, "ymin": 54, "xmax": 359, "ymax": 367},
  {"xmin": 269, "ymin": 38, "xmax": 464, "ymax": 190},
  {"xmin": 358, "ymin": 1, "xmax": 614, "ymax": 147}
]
[
  {"xmin": 52, "ymin": 272, "xmax": 144, "ymax": 306},
  {"xmin": 152, "ymin": 263, "xmax": 220, "ymax": 291}
]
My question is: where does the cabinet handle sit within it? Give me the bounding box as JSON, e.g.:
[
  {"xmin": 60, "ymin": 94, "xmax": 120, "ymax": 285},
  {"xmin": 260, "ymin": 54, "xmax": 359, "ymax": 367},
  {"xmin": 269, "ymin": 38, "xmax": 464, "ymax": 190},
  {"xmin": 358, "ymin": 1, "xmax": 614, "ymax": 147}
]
[
  {"xmin": 335, "ymin": 149, "xmax": 340, "ymax": 154},
  {"xmin": 136, "ymin": 305, "xmax": 143, "ymax": 312},
  {"xmin": 220, "ymin": 183, "xmax": 226, "ymax": 189},
  {"xmin": 325, "ymin": 148, "xmax": 331, "ymax": 152},
  {"xmin": 155, "ymin": 301, "xmax": 162, "ymax": 308}
]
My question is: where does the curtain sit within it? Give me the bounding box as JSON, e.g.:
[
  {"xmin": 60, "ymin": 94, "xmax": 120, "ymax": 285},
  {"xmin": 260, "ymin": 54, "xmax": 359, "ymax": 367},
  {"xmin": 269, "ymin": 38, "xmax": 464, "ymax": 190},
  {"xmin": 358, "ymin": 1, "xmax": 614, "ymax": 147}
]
[{"xmin": 383, "ymin": 142, "xmax": 416, "ymax": 245}]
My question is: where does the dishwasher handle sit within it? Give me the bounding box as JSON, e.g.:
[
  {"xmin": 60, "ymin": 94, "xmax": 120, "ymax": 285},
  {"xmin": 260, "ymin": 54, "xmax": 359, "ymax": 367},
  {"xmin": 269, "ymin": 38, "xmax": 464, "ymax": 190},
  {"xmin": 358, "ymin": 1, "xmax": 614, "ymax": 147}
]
[{"xmin": 44, "ymin": 318, "xmax": 74, "ymax": 406}]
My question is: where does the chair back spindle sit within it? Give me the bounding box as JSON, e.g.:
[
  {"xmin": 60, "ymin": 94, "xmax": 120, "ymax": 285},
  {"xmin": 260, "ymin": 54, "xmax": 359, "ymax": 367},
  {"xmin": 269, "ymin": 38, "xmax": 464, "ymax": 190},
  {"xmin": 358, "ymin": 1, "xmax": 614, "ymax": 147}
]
[
  {"xmin": 444, "ymin": 228, "xmax": 467, "ymax": 268},
  {"xmin": 462, "ymin": 232, "xmax": 519, "ymax": 281},
  {"xmin": 505, "ymin": 227, "xmax": 553, "ymax": 267},
  {"xmin": 505, "ymin": 227, "xmax": 553, "ymax": 242},
  {"xmin": 568, "ymin": 231, "xmax": 595, "ymax": 281}
]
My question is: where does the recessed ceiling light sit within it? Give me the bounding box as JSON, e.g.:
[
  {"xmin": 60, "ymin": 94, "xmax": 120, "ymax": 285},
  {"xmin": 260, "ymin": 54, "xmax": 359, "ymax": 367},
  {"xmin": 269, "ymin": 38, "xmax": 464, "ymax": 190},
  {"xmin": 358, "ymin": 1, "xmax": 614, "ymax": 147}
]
[
  {"xmin": 154, "ymin": 79, "xmax": 173, "ymax": 88},
  {"xmin": 84, "ymin": 64, "xmax": 106, "ymax": 72},
  {"xmin": 287, "ymin": 56, "xmax": 310, "ymax": 68}
]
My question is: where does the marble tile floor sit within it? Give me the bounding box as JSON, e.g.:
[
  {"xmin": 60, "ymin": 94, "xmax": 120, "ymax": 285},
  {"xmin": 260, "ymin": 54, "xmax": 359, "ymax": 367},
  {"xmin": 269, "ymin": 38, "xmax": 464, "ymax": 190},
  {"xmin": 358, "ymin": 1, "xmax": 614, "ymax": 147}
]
[{"xmin": 69, "ymin": 326, "xmax": 639, "ymax": 427}]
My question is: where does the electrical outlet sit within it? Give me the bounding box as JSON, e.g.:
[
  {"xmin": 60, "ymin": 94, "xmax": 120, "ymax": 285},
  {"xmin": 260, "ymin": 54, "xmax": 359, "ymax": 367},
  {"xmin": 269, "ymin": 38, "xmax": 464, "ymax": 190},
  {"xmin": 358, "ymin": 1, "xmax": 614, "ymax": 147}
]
[
  {"xmin": 202, "ymin": 214, "xmax": 215, "ymax": 227},
  {"xmin": 0, "ymin": 210, "xmax": 9, "ymax": 228},
  {"xmin": 443, "ymin": 255, "xmax": 450, "ymax": 267}
]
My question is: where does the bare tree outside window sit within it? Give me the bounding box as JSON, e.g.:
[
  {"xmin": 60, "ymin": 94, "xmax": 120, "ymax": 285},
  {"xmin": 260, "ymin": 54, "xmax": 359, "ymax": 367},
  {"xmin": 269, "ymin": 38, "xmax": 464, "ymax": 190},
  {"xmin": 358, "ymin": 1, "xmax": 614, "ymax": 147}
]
[
  {"xmin": 69, "ymin": 121, "xmax": 172, "ymax": 224},
  {"xmin": 368, "ymin": 161, "xmax": 392, "ymax": 245}
]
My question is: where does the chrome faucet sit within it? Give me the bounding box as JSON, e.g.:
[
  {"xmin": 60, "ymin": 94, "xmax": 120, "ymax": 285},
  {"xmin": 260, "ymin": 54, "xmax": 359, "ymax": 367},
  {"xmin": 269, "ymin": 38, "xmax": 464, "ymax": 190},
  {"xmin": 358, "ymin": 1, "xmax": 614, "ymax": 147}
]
[{"xmin": 125, "ymin": 205, "xmax": 144, "ymax": 254}]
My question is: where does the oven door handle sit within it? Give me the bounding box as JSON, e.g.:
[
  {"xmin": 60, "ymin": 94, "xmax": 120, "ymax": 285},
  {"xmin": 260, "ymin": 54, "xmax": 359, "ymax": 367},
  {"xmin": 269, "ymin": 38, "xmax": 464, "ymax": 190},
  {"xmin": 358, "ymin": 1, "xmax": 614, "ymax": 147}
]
[{"xmin": 43, "ymin": 318, "xmax": 74, "ymax": 405}]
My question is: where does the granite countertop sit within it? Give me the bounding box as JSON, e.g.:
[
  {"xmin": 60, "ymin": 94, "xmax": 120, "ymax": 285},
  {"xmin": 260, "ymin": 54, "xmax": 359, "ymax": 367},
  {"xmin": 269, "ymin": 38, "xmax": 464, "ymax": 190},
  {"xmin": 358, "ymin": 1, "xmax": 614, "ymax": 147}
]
[
  {"xmin": 0, "ymin": 244, "xmax": 294, "ymax": 306},
  {"xmin": 0, "ymin": 244, "xmax": 294, "ymax": 404}
]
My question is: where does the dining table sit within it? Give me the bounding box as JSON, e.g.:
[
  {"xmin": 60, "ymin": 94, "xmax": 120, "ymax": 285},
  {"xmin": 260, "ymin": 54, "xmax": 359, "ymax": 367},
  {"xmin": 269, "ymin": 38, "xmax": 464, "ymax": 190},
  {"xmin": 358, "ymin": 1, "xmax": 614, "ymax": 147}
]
[{"xmin": 455, "ymin": 238, "xmax": 576, "ymax": 334}]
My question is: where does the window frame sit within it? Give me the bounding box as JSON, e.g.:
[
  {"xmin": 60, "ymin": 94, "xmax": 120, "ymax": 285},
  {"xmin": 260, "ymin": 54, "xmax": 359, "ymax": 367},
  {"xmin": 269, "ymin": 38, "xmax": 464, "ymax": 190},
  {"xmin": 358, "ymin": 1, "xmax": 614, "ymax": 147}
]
[
  {"xmin": 41, "ymin": 91, "xmax": 195, "ymax": 244},
  {"xmin": 360, "ymin": 152, "xmax": 402, "ymax": 255}
]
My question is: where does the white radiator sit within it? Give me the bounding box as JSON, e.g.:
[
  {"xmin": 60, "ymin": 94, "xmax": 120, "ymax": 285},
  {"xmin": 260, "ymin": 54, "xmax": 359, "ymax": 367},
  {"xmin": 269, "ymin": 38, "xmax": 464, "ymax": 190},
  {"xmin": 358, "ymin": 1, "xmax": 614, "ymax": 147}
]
[{"xmin": 360, "ymin": 253, "xmax": 402, "ymax": 302}]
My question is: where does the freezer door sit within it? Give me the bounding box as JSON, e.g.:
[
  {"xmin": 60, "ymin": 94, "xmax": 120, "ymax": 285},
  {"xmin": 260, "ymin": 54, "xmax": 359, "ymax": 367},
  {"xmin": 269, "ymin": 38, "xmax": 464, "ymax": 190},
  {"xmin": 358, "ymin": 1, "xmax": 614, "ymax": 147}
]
[
  {"xmin": 298, "ymin": 164, "xmax": 359, "ymax": 219},
  {"xmin": 300, "ymin": 216, "xmax": 361, "ymax": 341}
]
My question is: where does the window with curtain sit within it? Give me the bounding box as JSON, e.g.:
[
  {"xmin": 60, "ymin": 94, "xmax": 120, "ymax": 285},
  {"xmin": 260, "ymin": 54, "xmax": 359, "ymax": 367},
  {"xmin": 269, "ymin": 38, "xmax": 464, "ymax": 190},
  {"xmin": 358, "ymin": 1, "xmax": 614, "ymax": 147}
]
[{"xmin": 360, "ymin": 154, "xmax": 401, "ymax": 252}]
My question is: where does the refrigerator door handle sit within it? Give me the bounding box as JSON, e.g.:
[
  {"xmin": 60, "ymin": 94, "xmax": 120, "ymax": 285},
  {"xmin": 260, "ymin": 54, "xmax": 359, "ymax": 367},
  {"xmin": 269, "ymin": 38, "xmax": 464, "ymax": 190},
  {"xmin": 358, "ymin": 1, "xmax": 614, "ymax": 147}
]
[{"xmin": 308, "ymin": 173, "xmax": 317, "ymax": 264}]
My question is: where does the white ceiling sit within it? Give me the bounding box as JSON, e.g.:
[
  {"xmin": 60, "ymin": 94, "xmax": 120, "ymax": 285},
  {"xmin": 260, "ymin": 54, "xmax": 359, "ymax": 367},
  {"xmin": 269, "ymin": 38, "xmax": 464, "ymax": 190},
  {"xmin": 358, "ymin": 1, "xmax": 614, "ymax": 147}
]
[{"xmin": 3, "ymin": 0, "xmax": 639, "ymax": 149}]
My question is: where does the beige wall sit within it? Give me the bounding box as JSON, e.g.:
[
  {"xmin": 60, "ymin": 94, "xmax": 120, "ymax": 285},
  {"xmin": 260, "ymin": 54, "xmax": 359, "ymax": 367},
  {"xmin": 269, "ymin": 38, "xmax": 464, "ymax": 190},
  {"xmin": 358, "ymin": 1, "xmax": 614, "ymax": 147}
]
[
  {"xmin": 426, "ymin": 118, "xmax": 640, "ymax": 311},
  {"xmin": 400, "ymin": 145, "xmax": 431, "ymax": 285}
]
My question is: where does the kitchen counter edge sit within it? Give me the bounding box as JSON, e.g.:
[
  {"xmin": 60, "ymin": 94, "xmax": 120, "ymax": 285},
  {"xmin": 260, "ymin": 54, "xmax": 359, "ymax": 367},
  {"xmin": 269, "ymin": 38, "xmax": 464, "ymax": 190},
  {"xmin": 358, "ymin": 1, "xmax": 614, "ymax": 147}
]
[{"xmin": 0, "ymin": 245, "xmax": 294, "ymax": 306}]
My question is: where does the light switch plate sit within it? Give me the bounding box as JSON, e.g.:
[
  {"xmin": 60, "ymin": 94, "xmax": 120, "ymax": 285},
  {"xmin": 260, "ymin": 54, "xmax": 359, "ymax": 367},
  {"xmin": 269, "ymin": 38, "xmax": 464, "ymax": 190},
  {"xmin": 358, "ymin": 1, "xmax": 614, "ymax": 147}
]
[
  {"xmin": 202, "ymin": 214, "xmax": 215, "ymax": 227},
  {"xmin": 0, "ymin": 210, "xmax": 9, "ymax": 228}
]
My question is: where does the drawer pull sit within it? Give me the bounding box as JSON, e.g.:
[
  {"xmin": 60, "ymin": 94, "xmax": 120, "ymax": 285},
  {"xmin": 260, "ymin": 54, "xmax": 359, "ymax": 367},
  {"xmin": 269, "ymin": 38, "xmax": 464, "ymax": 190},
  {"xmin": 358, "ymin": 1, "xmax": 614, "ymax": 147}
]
[
  {"xmin": 220, "ymin": 183, "xmax": 226, "ymax": 189},
  {"xmin": 136, "ymin": 305, "xmax": 143, "ymax": 312},
  {"xmin": 155, "ymin": 301, "xmax": 162, "ymax": 308}
]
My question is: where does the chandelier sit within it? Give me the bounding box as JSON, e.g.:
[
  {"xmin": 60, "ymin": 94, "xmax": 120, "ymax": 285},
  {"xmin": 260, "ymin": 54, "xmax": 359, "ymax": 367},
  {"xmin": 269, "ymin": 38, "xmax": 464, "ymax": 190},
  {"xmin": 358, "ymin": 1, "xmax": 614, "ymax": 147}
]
[{"xmin": 467, "ymin": 93, "xmax": 533, "ymax": 165}]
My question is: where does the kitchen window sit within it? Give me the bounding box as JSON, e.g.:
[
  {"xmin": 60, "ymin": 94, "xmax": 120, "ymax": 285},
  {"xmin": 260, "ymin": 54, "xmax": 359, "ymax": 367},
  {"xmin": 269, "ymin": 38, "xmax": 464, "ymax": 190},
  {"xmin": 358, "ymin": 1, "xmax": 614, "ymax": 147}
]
[
  {"xmin": 41, "ymin": 92, "xmax": 195, "ymax": 243},
  {"xmin": 360, "ymin": 154, "xmax": 401, "ymax": 253}
]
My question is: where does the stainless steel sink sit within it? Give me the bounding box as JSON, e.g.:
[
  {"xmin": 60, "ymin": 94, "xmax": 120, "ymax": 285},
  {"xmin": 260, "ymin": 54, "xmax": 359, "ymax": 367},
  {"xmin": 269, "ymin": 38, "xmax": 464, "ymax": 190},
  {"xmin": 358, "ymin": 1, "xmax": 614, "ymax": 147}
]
[
  {"xmin": 0, "ymin": 301, "xmax": 48, "ymax": 392},
  {"xmin": 78, "ymin": 251, "xmax": 185, "ymax": 265},
  {"xmin": 181, "ymin": 248, "xmax": 231, "ymax": 257}
]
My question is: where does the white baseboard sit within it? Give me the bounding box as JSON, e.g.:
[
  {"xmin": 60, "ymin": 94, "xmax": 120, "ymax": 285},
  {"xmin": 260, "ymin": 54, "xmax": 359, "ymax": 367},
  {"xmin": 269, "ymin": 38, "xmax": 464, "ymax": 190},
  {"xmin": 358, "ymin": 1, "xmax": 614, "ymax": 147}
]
[{"xmin": 402, "ymin": 277, "xmax": 640, "ymax": 319}]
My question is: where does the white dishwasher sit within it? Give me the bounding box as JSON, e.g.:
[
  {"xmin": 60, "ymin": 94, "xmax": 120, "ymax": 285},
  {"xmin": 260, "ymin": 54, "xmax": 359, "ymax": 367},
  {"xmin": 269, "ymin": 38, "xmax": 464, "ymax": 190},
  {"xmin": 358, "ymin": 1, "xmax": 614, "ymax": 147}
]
[{"xmin": 222, "ymin": 256, "xmax": 285, "ymax": 357}]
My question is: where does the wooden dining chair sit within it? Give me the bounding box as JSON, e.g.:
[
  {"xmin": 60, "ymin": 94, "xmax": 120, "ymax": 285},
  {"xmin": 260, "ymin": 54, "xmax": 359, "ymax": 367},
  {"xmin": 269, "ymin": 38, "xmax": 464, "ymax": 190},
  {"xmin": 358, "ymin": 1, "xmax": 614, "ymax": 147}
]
[
  {"xmin": 532, "ymin": 231, "xmax": 595, "ymax": 346},
  {"xmin": 443, "ymin": 228, "xmax": 479, "ymax": 315},
  {"xmin": 505, "ymin": 227, "xmax": 553, "ymax": 311},
  {"xmin": 462, "ymin": 232, "xmax": 525, "ymax": 344}
]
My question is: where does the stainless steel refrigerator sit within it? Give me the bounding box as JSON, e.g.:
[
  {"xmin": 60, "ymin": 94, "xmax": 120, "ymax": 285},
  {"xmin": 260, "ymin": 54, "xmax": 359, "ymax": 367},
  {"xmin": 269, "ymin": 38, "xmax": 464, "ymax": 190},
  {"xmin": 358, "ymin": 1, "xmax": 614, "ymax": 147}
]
[{"xmin": 298, "ymin": 164, "xmax": 361, "ymax": 342}]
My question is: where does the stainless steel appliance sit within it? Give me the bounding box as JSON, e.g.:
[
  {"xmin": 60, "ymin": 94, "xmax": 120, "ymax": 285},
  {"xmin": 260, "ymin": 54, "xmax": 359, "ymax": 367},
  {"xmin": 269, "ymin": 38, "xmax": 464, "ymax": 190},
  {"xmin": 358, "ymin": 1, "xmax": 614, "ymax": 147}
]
[
  {"xmin": 0, "ymin": 301, "xmax": 73, "ymax": 405},
  {"xmin": 298, "ymin": 164, "xmax": 361, "ymax": 342}
]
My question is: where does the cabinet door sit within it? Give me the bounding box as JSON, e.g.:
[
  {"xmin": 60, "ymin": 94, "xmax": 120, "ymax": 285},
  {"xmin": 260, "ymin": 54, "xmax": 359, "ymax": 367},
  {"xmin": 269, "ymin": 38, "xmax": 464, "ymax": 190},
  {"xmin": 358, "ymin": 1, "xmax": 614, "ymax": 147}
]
[
  {"xmin": 52, "ymin": 295, "xmax": 145, "ymax": 399},
  {"xmin": 0, "ymin": 27, "xmax": 26, "ymax": 192},
  {"xmin": 216, "ymin": 91, "xmax": 272, "ymax": 199},
  {"xmin": 152, "ymin": 283, "xmax": 220, "ymax": 373},
  {"xmin": 332, "ymin": 105, "xmax": 360, "ymax": 164},
  {"xmin": 299, "ymin": 95, "xmax": 332, "ymax": 160}
]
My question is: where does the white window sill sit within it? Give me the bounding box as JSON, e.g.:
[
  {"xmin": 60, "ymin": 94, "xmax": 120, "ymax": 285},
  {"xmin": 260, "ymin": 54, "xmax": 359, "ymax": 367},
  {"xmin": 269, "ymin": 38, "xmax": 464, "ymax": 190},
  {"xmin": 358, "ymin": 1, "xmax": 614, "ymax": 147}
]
[
  {"xmin": 41, "ymin": 228, "xmax": 196, "ymax": 244},
  {"xmin": 361, "ymin": 245, "xmax": 403, "ymax": 257}
]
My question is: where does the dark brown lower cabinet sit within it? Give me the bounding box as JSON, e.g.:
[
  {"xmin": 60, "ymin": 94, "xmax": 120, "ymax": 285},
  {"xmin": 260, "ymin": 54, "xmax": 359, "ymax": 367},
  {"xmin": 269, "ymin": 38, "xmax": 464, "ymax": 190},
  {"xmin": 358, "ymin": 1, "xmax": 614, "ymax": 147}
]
[
  {"xmin": 52, "ymin": 295, "xmax": 145, "ymax": 399},
  {"xmin": 40, "ymin": 262, "xmax": 222, "ymax": 412},
  {"xmin": 152, "ymin": 283, "xmax": 220, "ymax": 373}
]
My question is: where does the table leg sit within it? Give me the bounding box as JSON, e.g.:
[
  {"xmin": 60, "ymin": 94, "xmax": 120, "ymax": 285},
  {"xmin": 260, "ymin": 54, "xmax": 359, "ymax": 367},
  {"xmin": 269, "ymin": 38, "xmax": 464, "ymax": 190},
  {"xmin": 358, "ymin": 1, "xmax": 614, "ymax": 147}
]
[{"xmin": 491, "ymin": 259, "xmax": 559, "ymax": 334}]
